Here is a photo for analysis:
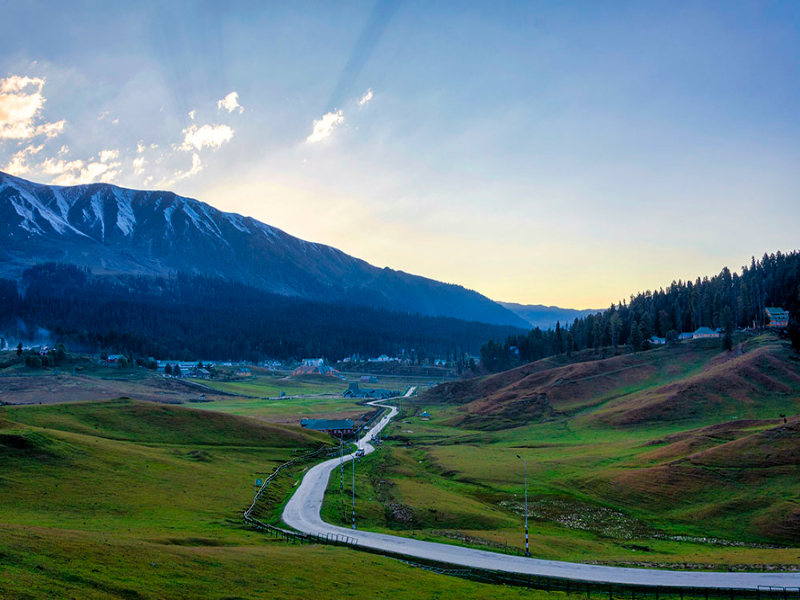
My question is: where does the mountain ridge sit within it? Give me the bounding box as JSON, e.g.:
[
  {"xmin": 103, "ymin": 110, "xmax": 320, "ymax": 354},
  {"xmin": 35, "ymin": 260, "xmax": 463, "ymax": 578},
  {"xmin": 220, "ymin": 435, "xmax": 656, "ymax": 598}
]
[
  {"xmin": 498, "ymin": 300, "xmax": 599, "ymax": 330},
  {"xmin": 0, "ymin": 171, "xmax": 528, "ymax": 328}
]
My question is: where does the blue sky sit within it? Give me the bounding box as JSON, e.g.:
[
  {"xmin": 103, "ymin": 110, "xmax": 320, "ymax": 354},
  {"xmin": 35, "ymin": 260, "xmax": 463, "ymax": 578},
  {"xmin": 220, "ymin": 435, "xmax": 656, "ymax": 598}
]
[{"xmin": 1, "ymin": 1, "xmax": 799, "ymax": 308}]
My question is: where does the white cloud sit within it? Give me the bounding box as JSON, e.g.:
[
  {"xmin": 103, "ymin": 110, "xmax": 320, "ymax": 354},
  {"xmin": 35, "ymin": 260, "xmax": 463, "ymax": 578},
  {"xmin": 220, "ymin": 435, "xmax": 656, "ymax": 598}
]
[
  {"xmin": 111, "ymin": 117, "xmax": 119, "ymax": 125},
  {"xmin": 39, "ymin": 157, "xmax": 84, "ymax": 175},
  {"xmin": 98, "ymin": 149, "xmax": 119, "ymax": 162},
  {"xmin": 0, "ymin": 75, "xmax": 65, "ymax": 140},
  {"xmin": 179, "ymin": 123, "xmax": 234, "ymax": 151},
  {"xmin": 306, "ymin": 110, "xmax": 345, "ymax": 143},
  {"xmin": 175, "ymin": 153, "xmax": 202, "ymax": 180},
  {"xmin": 358, "ymin": 89, "xmax": 373, "ymax": 106},
  {"xmin": 41, "ymin": 156, "xmax": 121, "ymax": 185},
  {"xmin": 133, "ymin": 156, "xmax": 146, "ymax": 175},
  {"xmin": 3, "ymin": 143, "xmax": 43, "ymax": 176},
  {"xmin": 188, "ymin": 110, "xmax": 196, "ymax": 120},
  {"xmin": 58, "ymin": 145, "xmax": 69, "ymax": 155},
  {"xmin": 217, "ymin": 91, "xmax": 243, "ymax": 114},
  {"xmin": 136, "ymin": 141, "xmax": 157, "ymax": 154}
]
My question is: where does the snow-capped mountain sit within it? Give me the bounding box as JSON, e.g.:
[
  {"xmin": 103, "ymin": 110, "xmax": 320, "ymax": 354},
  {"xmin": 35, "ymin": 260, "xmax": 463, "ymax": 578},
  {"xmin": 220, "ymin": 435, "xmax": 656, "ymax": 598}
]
[{"xmin": 0, "ymin": 171, "xmax": 528, "ymax": 328}]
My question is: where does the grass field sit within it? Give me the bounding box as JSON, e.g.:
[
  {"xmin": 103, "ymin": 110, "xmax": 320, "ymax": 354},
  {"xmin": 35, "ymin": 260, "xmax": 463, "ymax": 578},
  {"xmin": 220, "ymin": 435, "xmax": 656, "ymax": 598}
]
[
  {"xmin": 0, "ymin": 398, "xmax": 553, "ymax": 598},
  {"xmin": 319, "ymin": 334, "xmax": 800, "ymax": 569}
]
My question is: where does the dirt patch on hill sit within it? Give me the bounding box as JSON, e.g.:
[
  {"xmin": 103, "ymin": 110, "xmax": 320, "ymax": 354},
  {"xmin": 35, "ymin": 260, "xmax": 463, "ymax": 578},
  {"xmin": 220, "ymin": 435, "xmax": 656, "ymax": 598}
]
[
  {"xmin": 0, "ymin": 373, "xmax": 229, "ymax": 405},
  {"xmin": 597, "ymin": 346, "xmax": 800, "ymax": 426}
]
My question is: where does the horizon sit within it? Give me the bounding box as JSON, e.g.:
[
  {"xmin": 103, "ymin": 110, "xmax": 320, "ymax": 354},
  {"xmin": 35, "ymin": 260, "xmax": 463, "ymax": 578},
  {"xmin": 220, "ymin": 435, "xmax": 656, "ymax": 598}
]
[{"xmin": 2, "ymin": 1, "xmax": 799, "ymax": 309}]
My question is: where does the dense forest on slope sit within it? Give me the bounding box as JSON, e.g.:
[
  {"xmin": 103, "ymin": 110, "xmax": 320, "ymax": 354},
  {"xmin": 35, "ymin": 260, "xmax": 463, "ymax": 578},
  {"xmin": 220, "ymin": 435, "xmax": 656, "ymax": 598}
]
[
  {"xmin": 0, "ymin": 263, "xmax": 522, "ymax": 362},
  {"xmin": 481, "ymin": 251, "xmax": 800, "ymax": 372}
]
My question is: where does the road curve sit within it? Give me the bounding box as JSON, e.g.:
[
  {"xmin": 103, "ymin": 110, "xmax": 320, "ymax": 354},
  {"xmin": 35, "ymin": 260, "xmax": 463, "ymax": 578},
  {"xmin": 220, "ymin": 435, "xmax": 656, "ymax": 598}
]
[{"xmin": 282, "ymin": 397, "xmax": 800, "ymax": 589}]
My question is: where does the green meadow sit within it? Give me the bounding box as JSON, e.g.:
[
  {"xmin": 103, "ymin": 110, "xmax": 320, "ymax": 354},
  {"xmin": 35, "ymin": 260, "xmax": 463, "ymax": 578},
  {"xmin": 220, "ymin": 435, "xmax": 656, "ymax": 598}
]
[
  {"xmin": 320, "ymin": 335, "xmax": 800, "ymax": 569},
  {"xmin": 0, "ymin": 398, "xmax": 553, "ymax": 598}
]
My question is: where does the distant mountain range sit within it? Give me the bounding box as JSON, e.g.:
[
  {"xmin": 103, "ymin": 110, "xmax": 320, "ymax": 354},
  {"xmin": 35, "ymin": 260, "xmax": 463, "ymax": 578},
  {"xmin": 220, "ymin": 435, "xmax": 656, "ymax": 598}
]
[
  {"xmin": 498, "ymin": 301, "xmax": 599, "ymax": 330},
  {"xmin": 0, "ymin": 171, "xmax": 530, "ymax": 328}
]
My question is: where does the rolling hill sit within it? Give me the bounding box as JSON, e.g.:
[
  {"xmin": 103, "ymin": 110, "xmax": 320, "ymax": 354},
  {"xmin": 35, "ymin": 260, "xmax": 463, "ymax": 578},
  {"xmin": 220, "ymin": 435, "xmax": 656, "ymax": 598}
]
[{"xmin": 425, "ymin": 334, "xmax": 800, "ymax": 430}]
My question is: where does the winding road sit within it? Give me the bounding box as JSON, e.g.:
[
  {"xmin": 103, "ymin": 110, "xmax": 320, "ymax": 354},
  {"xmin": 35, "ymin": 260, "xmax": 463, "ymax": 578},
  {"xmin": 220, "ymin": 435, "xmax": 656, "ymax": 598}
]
[{"xmin": 282, "ymin": 392, "xmax": 800, "ymax": 589}]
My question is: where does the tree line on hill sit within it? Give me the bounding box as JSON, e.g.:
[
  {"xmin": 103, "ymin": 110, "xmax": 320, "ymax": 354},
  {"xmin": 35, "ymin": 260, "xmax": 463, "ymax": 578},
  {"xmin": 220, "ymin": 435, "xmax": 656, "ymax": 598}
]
[
  {"xmin": 0, "ymin": 263, "xmax": 522, "ymax": 364},
  {"xmin": 481, "ymin": 251, "xmax": 800, "ymax": 372}
]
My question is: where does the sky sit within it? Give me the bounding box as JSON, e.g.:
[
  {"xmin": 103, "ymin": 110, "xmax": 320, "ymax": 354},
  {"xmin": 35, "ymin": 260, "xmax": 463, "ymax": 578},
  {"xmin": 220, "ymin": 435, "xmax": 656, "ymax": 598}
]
[{"xmin": 1, "ymin": 1, "xmax": 799, "ymax": 309}]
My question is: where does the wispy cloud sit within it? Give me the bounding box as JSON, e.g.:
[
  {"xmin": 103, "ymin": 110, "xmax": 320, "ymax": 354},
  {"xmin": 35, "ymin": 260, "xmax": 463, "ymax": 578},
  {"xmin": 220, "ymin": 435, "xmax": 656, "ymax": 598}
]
[
  {"xmin": 188, "ymin": 109, "xmax": 196, "ymax": 120},
  {"xmin": 133, "ymin": 156, "xmax": 146, "ymax": 176},
  {"xmin": 0, "ymin": 75, "xmax": 65, "ymax": 140},
  {"xmin": 3, "ymin": 143, "xmax": 44, "ymax": 176},
  {"xmin": 179, "ymin": 123, "xmax": 234, "ymax": 151},
  {"xmin": 98, "ymin": 149, "xmax": 119, "ymax": 162},
  {"xmin": 306, "ymin": 110, "xmax": 345, "ymax": 143},
  {"xmin": 175, "ymin": 153, "xmax": 202, "ymax": 180},
  {"xmin": 137, "ymin": 141, "xmax": 158, "ymax": 154},
  {"xmin": 41, "ymin": 155, "xmax": 122, "ymax": 185},
  {"xmin": 218, "ymin": 91, "xmax": 243, "ymax": 114},
  {"xmin": 359, "ymin": 89, "xmax": 374, "ymax": 106}
]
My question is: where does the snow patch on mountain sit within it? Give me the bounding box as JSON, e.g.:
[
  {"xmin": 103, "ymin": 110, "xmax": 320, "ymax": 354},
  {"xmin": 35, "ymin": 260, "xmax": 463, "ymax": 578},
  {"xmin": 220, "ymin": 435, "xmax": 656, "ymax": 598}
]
[
  {"xmin": 90, "ymin": 193, "xmax": 106, "ymax": 240},
  {"xmin": 113, "ymin": 188, "xmax": 136, "ymax": 236}
]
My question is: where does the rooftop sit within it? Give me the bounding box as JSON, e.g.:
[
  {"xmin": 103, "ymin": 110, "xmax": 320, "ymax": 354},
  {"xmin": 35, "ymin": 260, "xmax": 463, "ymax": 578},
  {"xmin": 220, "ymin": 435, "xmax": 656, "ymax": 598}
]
[{"xmin": 300, "ymin": 418, "xmax": 355, "ymax": 431}]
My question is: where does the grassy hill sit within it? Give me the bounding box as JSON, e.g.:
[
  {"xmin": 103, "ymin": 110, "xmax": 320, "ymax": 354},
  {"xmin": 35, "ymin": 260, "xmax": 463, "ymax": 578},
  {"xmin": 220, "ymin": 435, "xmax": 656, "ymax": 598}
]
[
  {"xmin": 0, "ymin": 399, "xmax": 542, "ymax": 598},
  {"xmin": 328, "ymin": 333, "xmax": 800, "ymax": 566},
  {"xmin": 428, "ymin": 334, "xmax": 800, "ymax": 429}
]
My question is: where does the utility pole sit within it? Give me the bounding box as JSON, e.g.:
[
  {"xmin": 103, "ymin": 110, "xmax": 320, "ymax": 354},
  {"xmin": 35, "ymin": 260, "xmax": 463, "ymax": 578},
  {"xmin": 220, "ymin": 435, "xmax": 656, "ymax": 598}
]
[
  {"xmin": 516, "ymin": 454, "xmax": 529, "ymax": 557},
  {"xmin": 339, "ymin": 434, "xmax": 344, "ymax": 523},
  {"xmin": 352, "ymin": 445, "xmax": 356, "ymax": 530}
]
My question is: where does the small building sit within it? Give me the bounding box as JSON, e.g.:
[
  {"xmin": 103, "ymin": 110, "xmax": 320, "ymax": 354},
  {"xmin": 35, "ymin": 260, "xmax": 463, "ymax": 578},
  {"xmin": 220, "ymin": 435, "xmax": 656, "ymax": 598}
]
[
  {"xmin": 300, "ymin": 418, "xmax": 355, "ymax": 437},
  {"xmin": 649, "ymin": 336, "xmax": 666, "ymax": 345},
  {"xmin": 302, "ymin": 358, "xmax": 324, "ymax": 367},
  {"xmin": 678, "ymin": 332, "xmax": 693, "ymax": 341},
  {"xmin": 765, "ymin": 307, "xmax": 789, "ymax": 328},
  {"xmin": 194, "ymin": 368, "xmax": 211, "ymax": 380},
  {"xmin": 236, "ymin": 367, "xmax": 253, "ymax": 377},
  {"xmin": 293, "ymin": 363, "xmax": 343, "ymax": 378},
  {"xmin": 420, "ymin": 411, "xmax": 432, "ymax": 420},
  {"xmin": 343, "ymin": 382, "xmax": 400, "ymax": 399},
  {"xmin": 360, "ymin": 375, "xmax": 378, "ymax": 384},
  {"xmin": 693, "ymin": 327, "xmax": 720, "ymax": 339}
]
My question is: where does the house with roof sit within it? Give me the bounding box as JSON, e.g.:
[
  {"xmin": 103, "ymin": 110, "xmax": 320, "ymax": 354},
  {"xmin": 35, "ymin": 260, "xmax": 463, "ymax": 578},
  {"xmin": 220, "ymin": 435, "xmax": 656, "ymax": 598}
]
[
  {"xmin": 692, "ymin": 327, "xmax": 720, "ymax": 339},
  {"xmin": 300, "ymin": 418, "xmax": 355, "ymax": 437},
  {"xmin": 194, "ymin": 368, "xmax": 211, "ymax": 380},
  {"xmin": 343, "ymin": 382, "xmax": 400, "ymax": 399},
  {"xmin": 765, "ymin": 307, "xmax": 789, "ymax": 328},
  {"xmin": 649, "ymin": 336, "xmax": 666, "ymax": 345},
  {"xmin": 293, "ymin": 363, "xmax": 344, "ymax": 378},
  {"xmin": 678, "ymin": 332, "xmax": 694, "ymax": 341}
]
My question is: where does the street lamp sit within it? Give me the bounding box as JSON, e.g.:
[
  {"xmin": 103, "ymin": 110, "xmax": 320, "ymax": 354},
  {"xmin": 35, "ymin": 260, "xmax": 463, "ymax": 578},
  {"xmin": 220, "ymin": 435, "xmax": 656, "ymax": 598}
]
[{"xmin": 516, "ymin": 454, "xmax": 529, "ymax": 557}]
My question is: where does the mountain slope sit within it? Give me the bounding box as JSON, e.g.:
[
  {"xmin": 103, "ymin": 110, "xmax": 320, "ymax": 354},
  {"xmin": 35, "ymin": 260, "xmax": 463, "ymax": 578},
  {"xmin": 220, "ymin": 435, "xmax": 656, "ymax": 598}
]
[
  {"xmin": 498, "ymin": 301, "xmax": 599, "ymax": 329},
  {"xmin": 0, "ymin": 171, "xmax": 527, "ymax": 327},
  {"xmin": 425, "ymin": 335, "xmax": 800, "ymax": 430}
]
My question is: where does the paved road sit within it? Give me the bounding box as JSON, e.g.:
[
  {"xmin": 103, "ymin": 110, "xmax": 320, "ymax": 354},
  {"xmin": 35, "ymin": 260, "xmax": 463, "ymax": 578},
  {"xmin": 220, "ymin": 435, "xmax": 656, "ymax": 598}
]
[{"xmin": 283, "ymin": 396, "xmax": 800, "ymax": 589}]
